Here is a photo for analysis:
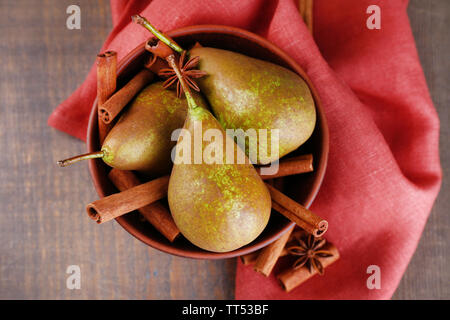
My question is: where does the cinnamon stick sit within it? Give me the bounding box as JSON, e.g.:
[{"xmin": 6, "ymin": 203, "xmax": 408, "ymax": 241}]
[
  {"xmin": 96, "ymin": 51, "xmax": 117, "ymax": 144},
  {"xmin": 298, "ymin": 0, "xmax": 307, "ymax": 21},
  {"xmin": 107, "ymin": 169, "xmax": 179, "ymax": 242},
  {"xmin": 86, "ymin": 175, "xmax": 169, "ymax": 224},
  {"xmin": 298, "ymin": 0, "xmax": 313, "ymax": 33},
  {"xmin": 98, "ymin": 69, "xmax": 154, "ymax": 124},
  {"xmin": 281, "ymin": 229, "xmax": 303, "ymax": 256},
  {"xmin": 266, "ymin": 184, "xmax": 328, "ymax": 237},
  {"xmin": 85, "ymin": 155, "xmax": 316, "ymax": 224},
  {"xmin": 254, "ymin": 227, "xmax": 294, "ymax": 276},
  {"xmin": 277, "ymin": 243, "xmax": 339, "ymax": 292},
  {"xmin": 240, "ymin": 251, "xmax": 260, "ymax": 266},
  {"xmin": 145, "ymin": 54, "xmax": 169, "ymax": 74},
  {"xmin": 256, "ymin": 154, "xmax": 313, "ymax": 178},
  {"xmin": 304, "ymin": 0, "xmax": 313, "ymax": 32},
  {"xmin": 241, "ymin": 229, "xmax": 296, "ymax": 266}
]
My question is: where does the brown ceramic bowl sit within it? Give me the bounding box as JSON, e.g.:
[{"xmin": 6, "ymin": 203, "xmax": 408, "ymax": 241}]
[{"xmin": 87, "ymin": 25, "xmax": 329, "ymax": 259}]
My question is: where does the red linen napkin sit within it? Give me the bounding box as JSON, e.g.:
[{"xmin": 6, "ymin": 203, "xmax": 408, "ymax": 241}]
[{"xmin": 48, "ymin": 0, "xmax": 442, "ymax": 299}]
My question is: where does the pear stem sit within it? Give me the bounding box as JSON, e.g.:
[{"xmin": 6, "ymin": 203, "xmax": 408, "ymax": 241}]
[
  {"xmin": 132, "ymin": 15, "xmax": 183, "ymax": 53},
  {"xmin": 166, "ymin": 54, "xmax": 200, "ymax": 110},
  {"xmin": 57, "ymin": 151, "xmax": 104, "ymax": 167},
  {"xmin": 131, "ymin": 15, "xmax": 199, "ymax": 110}
]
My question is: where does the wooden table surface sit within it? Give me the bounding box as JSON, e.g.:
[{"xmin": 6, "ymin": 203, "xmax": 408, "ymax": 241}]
[{"xmin": 0, "ymin": 0, "xmax": 448, "ymax": 299}]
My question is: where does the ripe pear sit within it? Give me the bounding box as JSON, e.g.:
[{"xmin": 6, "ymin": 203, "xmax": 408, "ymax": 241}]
[
  {"xmin": 58, "ymin": 81, "xmax": 208, "ymax": 177},
  {"xmin": 168, "ymin": 102, "xmax": 271, "ymax": 253},
  {"xmin": 189, "ymin": 47, "xmax": 316, "ymax": 164}
]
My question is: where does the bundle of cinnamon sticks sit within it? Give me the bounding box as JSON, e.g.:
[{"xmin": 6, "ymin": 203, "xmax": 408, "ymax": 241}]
[
  {"xmin": 96, "ymin": 52, "xmax": 154, "ymax": 143},
  {"xmin": 241, "ymin": 228, "xmax": 339, "ymax": 292}
]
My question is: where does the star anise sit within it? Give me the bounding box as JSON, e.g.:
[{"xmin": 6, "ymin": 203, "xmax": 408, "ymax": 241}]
[
  {"xmin": 158, "ymin": 51, "xmax": 207, "ymax": 98},
  {"xmin": 286, "ymin": 233, "xmax": 333, "ymax": 275}
]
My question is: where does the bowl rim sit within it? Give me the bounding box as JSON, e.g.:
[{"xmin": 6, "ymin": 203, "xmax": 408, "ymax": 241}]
[{"xmin": 87, "ymin": 24, "xmax": 329, "ymax": 259}]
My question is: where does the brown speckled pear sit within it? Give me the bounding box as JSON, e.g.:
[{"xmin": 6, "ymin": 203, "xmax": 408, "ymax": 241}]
[
  {"xmin": 190, "ymin": 47, "xmax": 316, "ymax": 164},
  {"xmin": 168, "ymin": 104, "xmax": 271, "ymax": 253},
  {"xmin": 58, "ymin": 81, "xmax": 208, "ymax": 176},
  {"xmin": 102, "ymin": 82, "xmax": 208, "ymax": 176}
]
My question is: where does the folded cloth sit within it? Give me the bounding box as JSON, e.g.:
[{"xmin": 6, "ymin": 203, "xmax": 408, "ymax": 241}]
[{"xmin": 48, "ymin": 0, "xmax": 441, "ymax": 299}]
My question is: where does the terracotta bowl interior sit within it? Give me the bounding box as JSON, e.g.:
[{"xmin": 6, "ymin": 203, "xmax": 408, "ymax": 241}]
[{"xmin": 87, "ymin": 25, "xmax": 329, "ymax": 259}]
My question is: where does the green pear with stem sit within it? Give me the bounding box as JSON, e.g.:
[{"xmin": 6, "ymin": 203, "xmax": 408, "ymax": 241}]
[
  {"xmin": 190, "ymin": 46, "xmax": 316, "ymax": 164},
  {"xmin": 58, "ymin": 81, "xmax": 208, "ymax": 177},
  {"xmin": 165, "ymin": 54, "xmax": 271, "ymax": 252},
  {"xmin": 134, "ymin": 15, "xmax": 316, "ymax": 165}
]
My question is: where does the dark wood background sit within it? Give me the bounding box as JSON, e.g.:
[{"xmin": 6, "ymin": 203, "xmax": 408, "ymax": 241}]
[{"xmin": 0, "ymin": 0, "xmax": 448, "ymax": 299}]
